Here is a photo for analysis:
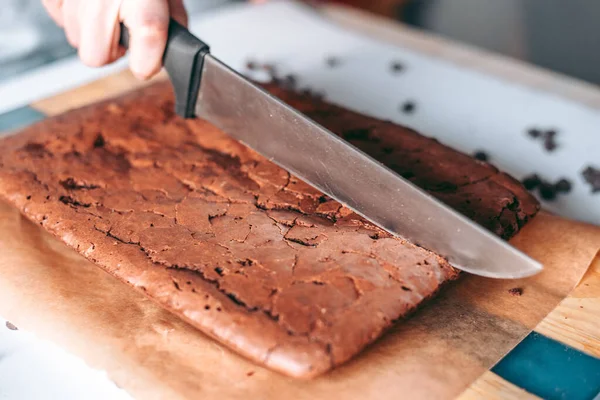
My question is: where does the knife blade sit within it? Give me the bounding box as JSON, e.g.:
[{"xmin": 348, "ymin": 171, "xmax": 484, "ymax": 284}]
[{"xmin": 120, "ymin": 21, "xmax": 542, "ymax": 279}]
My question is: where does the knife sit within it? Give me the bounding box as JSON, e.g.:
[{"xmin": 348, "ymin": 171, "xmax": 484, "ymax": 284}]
[{"xmin": 119, "ymin": 20, "xmax": 542, "ymax": 279}]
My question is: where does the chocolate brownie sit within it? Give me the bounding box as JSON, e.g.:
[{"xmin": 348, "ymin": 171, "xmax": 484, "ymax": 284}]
[{"xmin": 0, "ymin": 82, "xmax": 538, "ymax": 378}]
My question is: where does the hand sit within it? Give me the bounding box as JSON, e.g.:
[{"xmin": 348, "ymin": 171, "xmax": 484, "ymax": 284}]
[{"xmin": 42, "ymin": 0, "xmax": 188, "ymax": 80}]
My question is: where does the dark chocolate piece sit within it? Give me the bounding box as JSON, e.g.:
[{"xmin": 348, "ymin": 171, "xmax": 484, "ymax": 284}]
[
  {"xmin": 0, "ymin": 82, "xmax": 539, "ymax": 378},
  {"xmin": 508, "ymin": 287, "xmax": 523, "ymax": 296}
]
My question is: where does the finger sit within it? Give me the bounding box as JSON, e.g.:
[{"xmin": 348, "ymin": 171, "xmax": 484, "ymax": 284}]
[
  {"xmin": 78, "ymin": 0, "xmax": 121, "ymax": 67},
  {"xmin": 168, "ymin": 0, "xmax": 188, "ymax": 27},
  {"xmin": 120, "ymin": 0, "xmax": 170, "ymax": 80},
  {"xmin": 62, "ymin": 0, "xmax": 81, "ymax": 48},
  {"xmin": 41, "ymin": 0, "xmax": 65, "ymax": 27}
]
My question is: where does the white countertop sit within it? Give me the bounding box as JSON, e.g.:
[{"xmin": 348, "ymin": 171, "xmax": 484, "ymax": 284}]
[{"xmin": 1, "ymin": 1, "xmax": 599, "ymax": 398}]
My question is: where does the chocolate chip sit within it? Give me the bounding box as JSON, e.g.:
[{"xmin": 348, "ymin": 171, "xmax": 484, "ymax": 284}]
[
  {"xmin": 539, "ymin": 182, "xmax": 557, "ymax": 200},
  {"xmin": 5, "ymin": 321, "xmax": 17, "ymax": 330},
  {"xmin": 522, "ymin": 174, "xmax": 542, "ymax": 190},
  {"xmin": 582, "ymin": 165, "xmax": 600, "ymax": 193},
  {"xmin": 473, "ymin": 151, "xmax": 489, "ymax": 162},
  {"xmin": 508, "ymin": 287, "xmax": 523, "ymax": 296},
  {"xmin": 390, "ymin": 61, "xmax": 404, "ymax": 73},
  {"xmin": 325, "ymin": 56, "xmax": 340, "ymax": 68},
  {"xmin": 555, "ymin": 178, "xmax": 572, "ymax": 193},
  {"xmin": 400, "ymin": 101, "xmax": 416, "ymax": 114}
]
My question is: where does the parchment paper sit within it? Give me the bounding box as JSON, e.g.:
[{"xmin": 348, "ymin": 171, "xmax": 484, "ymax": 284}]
[{"xmin": 0, "ymin": 199, "xmax": 597, "ymax": 400}]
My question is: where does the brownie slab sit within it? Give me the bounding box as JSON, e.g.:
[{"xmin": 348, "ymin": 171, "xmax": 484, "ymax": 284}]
[{"xmin": 0, "ymin": 82, "xmax": 539, "ymax": 378}]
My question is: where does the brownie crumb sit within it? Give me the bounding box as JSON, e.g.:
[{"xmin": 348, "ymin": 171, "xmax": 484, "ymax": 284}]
[
  {"xmin": 555, "ymin": 178, "xmax": 572, "ymax": 193},
  {"xmin": 522, "ymin": 174, "xmax": 542, "ymax": 190},
  {"xmin": 508, "ymin": 287, "xmax": 523, "ymax": 296},
  {"xmin": 527, "ymin": 128, "xmax": 542, "ymax": 139},
  {"xmin": 473, "ymin": 151, "xmax": 489, "ymax": 162},
  {"xmin": 525, "ymin": 128, "xmax": 559, "ymax": 152},
  {"xmin": 582, "ymin": 165, "xmax": 600, "ymax": 193},
  {"xmin": 544, "ymin": 136, "xmax": 558, "ymax": 152},
  {"xmin": 539, "ymin": 182, "xmax": 557, "ymax": 200},
  {"xmin": 522, "ymin": 174, "xmax": 571, "ymax": 201},
  {"xmin": 247, "ymin": 371, "xmax": 255, "ymax": 377},
  {"xmin": 390, "ymin": 61, "xmax": 404, "ymax": 73},
  {"xmin": 400, "ymin": 101, "xmax": 416, "ymax": 114},
  {"xmin": 325, "ymin": 56, "xmax": 340, "ymax": 68},
  {"xmin": 5, "ymin": 321, "xmax": 18, "ymax": 330}
]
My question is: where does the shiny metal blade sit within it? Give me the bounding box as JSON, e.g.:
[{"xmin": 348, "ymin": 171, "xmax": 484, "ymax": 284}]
[{"xmin": 195, "ymin": 55, "xmax": 542, "ymax": 279}]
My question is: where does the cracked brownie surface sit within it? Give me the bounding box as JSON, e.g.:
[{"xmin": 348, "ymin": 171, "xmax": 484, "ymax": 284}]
[{"xmin": 0, "ymin": 82, "xmax": 539, "ymax": 378}]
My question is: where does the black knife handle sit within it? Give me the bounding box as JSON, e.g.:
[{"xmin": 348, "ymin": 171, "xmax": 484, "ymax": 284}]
[{"xmin": 119, "ymin": 20, "xmax": 209, "ymax": 118}]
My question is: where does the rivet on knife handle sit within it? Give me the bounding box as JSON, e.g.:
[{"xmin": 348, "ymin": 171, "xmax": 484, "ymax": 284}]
[{"xmin": 119, "ymin": 20, "xmax": 210, "ymax": 118}]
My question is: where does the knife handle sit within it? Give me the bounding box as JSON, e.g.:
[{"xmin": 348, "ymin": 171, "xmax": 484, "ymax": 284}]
[{"xmin": 119, "ymin": 20, "xmax": 209, "ymax": 118}]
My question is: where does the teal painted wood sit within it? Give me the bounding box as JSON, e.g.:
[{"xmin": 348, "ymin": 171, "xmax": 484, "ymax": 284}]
[
  {"xmin": 0, "ymin": 106, "xmax": 45, "ymax": 135},
  {"xmin": 493, "ymin": 332, "xmax": 600, "ymax": 400}
]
